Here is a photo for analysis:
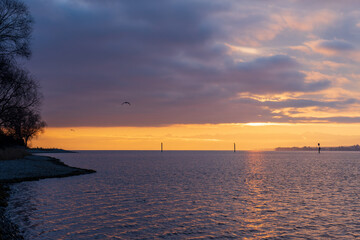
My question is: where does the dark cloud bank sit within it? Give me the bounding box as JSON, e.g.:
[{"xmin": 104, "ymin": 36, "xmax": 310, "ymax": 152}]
[{"xmin": 25, "ymin": 0, "xmax": 355, "ymax": 127}]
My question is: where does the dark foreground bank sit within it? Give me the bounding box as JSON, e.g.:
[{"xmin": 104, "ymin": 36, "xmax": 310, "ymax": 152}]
[{"xmin": 0, "ymin": 155, "xmax": 96, "ymax": 239}]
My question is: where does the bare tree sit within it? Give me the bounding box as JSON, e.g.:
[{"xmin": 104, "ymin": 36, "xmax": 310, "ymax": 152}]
[
  {"xmin": 0, "ymin": 0, "xmax": 33, "ymax": 58},
  {"xmin": 0, "ymin": 57, "xmax": 45, "ymax": 147},
  {"xmin": 21, "ymin": 111, "xmax": 46, "ymax": 147},
  {"xmin": 0, "ymin": 57, "xmax": 41, "ymax": 127},
  {"xmin": 3, "ymin": 108, "xmax": 46, "ymax": 146},
  {"xmin": 0, "ymin": 0, "xmax": 45, "ymax": 148}
]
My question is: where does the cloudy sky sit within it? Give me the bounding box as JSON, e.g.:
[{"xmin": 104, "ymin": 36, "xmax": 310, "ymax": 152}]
[{"xmin": 26, "ymin": 0, "xmax": 360, "ymax": 149}]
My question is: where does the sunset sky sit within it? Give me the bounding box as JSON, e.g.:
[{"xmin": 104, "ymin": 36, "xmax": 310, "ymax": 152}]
[{"xmin": 26, "ymin": 0, "xmax": 360, "ymax": 150}]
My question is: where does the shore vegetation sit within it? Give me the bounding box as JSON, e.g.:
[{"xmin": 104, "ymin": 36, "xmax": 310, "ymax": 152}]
[{"xmin": 0, "ymin": 0, "xmax": 45, "ymax": 150}]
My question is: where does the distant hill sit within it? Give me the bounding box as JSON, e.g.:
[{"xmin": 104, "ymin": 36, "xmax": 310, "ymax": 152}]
[
  {"xmin": 275, "ymin": 145, "xmax": 360, "ymax": 151},
  {"xmin": 28, "ymin": 148, "xmax": 76, "ymax": 153}
]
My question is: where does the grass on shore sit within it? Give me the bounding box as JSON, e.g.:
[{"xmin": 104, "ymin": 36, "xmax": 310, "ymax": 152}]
[{"xmin": 0, "ymin": 148, "xmax": 28, "ymax": 160}]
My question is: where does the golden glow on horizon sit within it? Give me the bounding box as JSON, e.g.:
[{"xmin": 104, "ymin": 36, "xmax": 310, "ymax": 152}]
[{"xmin": 30, "ymin": 123, "xmax": 360, "ymax": 151}]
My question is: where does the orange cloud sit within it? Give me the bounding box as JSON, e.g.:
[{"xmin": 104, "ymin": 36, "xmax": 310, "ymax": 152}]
[{"xmin": 272, "ymin": 10, "xmax": 337, "ymax": 32}]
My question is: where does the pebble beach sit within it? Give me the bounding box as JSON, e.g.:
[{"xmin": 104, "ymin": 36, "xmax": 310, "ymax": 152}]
[{"xmin": 0, "ymin": 155, "xmax": 95, "ymax": 239}]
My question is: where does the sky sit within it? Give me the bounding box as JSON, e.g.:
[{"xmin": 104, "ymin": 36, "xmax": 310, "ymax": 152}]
[{"xmin": 26, "ymin": 0, "xmax": 360, "ymax": 150}]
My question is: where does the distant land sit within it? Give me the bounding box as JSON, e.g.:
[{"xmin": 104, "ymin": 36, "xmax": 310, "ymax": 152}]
[
  {"xmin": 28, "ymin": 148, "xmax": 76, "ymax": 153},
  {"xmin": 275, "ymin": 145, "xmax": 360, "ymax": 151}
]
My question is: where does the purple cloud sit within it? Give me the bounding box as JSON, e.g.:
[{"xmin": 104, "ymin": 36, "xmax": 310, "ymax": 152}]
[
  {"xmin": 317, "ymin": 40, "xmax": 355, "ymax": 52},
  {"xmin": 23, "ymin": 0, "xmax": 360, "ymax": 126},
  {"xmin": 229, "ymin": 55, "xmax": 330, "ymax": 94}
]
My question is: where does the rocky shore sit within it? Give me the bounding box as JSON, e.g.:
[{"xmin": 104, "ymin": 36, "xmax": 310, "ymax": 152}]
[{"xmin": 0, "ymin": 155, "xmax": 96, "ymax": 239}]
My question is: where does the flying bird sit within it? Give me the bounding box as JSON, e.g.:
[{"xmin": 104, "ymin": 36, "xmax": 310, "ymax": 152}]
[{"xmin": 122, "ymin": 101, "xmax": 131, "ymax": 106}]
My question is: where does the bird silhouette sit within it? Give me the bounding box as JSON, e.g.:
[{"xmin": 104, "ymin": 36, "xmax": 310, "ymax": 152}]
[{"xmin": 122, "ymin": 101, "xmax": 131, "ymax": 106}]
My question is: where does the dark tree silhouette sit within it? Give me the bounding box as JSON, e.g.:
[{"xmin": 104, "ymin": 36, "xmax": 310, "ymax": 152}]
[
  {"xmin": 0, "ymin": 0, "xmax": 33, "ymax": 58},
  {"xmin": 0, "ymin": 58, "xmax": 41, "ymax": 127},
  {"xmin": 20, "ymin": 111, "xmax": 46, "ymax": 147},
  {"xmin": 3, "ymin": 108, "xmax": 46, "ymax": 146},
  {"xmin": 0, "ymin": 0, "xmax": 45, "ymax": 148}
]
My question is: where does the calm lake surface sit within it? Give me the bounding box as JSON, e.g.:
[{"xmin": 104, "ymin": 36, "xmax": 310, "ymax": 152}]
[{"xmin": 6, "ymin": 151, "xmax": 360, "ymax": 239}]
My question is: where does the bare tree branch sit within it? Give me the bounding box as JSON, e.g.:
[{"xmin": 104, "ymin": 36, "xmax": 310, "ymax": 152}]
[
  {"xmin": 0, "ymin": 0, "xmax": 32, "ymax": 59},
  {"xmin": 0, "ymin": 0, "xmax": 45, "ymax": 148}
]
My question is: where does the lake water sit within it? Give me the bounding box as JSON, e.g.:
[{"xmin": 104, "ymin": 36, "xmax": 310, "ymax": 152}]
[{"xmin": 5, "ymin": 151, "xmax": 360, "ymax": 239}]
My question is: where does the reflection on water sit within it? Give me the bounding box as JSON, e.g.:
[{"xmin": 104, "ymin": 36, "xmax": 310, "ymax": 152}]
[
  {"xmin": 5, "ymin": 151, "xmax": 360, "ymax": 239},
  {"xmin": 242, "ymin": 152, "xmax": 275, "ymax": 239}
]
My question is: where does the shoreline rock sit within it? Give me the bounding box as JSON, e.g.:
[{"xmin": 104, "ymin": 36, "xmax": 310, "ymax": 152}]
[{"xmin": 0, "ymin": 155, "xmax": 96, "ymax": 239}]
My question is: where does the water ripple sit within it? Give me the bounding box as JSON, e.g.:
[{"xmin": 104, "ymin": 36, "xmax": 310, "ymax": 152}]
[{"xmin": 5, "ymin": 151, "xmax": 360, "ymax": 239}]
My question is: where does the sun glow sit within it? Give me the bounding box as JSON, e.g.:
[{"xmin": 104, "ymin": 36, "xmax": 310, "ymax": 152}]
[{"xmin": 31, "ymin": 123, "xmax": 360, "ymax": 151}]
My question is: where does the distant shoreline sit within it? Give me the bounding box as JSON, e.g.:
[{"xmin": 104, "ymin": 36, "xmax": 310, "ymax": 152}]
[
  {"xmin": 28, "ymin": 148, "xmax": 76, "ymax": 153},
  {"xmin": 275, "ymin": 144, "xmax": 360, "ymax": 151}
]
